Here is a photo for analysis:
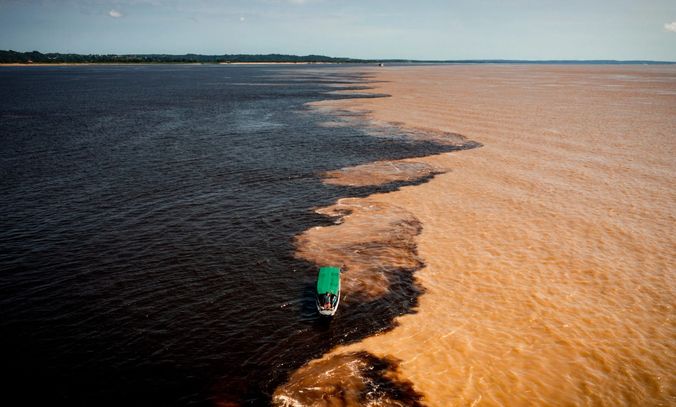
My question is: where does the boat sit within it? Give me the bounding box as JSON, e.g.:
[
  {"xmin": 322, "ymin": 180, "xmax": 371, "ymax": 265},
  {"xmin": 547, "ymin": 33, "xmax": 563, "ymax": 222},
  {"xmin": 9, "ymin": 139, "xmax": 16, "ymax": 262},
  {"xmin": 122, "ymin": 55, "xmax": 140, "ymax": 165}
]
[{"xmin": 316, "ymin": 266, "xmax": 341, "ymax": 316}]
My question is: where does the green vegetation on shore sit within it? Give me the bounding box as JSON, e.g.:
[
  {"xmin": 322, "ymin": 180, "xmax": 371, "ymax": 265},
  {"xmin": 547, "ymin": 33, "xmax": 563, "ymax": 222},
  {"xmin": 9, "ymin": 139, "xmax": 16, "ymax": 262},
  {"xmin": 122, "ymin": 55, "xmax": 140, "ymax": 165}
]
[
  {"xmin": 1, "ymin": 50, "xmax": 673, "ymax": 65},
  {"xmin": 0, "ymin": 50, "xmax": 368, "ymax": 64}
]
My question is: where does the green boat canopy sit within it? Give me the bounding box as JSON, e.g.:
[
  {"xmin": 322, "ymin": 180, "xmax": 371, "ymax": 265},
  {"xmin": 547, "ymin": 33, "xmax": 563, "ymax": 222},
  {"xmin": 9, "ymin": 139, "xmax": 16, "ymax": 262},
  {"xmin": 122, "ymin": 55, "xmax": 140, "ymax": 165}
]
[{"xmin": 316, "ymin": 266, "xmax": 340, "ymax": 294}]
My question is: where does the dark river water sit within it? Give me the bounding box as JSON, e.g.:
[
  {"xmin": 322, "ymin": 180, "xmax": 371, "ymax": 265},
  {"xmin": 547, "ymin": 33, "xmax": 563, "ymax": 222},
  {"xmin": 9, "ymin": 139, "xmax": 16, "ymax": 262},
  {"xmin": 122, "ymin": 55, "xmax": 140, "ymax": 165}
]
[{"xmin": 0, "ymin": 65, "xmax": 464, "ymax": 406}]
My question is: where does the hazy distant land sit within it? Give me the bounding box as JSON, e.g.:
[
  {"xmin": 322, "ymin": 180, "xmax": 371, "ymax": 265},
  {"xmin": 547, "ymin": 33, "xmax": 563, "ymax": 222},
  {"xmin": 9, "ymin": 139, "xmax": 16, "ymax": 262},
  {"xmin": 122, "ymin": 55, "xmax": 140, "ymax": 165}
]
[{"xmin": 1, "ymin": 50, "xmax": 674, "ymax": 65}]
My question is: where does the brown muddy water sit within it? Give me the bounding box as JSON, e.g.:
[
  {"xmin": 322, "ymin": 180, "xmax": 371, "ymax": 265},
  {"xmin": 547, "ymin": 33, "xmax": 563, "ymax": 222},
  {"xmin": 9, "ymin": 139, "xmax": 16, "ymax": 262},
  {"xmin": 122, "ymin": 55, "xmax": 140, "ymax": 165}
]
[{"xmin": 275, "ymin": 65, "xmax": 676, "ymax": 406}]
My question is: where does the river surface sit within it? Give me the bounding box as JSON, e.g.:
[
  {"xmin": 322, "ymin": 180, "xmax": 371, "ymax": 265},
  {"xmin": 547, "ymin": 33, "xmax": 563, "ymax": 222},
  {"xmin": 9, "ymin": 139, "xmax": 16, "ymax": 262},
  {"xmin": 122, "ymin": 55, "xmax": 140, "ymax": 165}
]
[
  {"xmin": 281, "ymin": 64, "xmax": 675, "ymax": 406},
  {"xmin": 0, "ymin": 65, "xmax": 474, "ymax": 405},
  {"xmin": 3, "ymin": 64, "xmax": 674, "ymax": 407}
]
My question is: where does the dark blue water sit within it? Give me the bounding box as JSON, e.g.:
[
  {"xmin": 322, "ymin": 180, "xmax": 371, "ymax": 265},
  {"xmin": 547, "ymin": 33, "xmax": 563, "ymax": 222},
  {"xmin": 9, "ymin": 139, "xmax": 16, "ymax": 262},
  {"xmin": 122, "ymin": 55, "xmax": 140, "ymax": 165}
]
[{"xmin": 0, "ymin": 65, "xmax": 470, "ymax": 406}]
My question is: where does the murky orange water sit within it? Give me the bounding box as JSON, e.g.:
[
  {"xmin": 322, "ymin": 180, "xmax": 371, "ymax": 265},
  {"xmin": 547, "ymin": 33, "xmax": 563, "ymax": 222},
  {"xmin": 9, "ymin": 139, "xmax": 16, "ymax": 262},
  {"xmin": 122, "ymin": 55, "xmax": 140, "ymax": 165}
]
[{"xmin": 277, "ymin": 65, "xmax": 676, "ymax": 406}]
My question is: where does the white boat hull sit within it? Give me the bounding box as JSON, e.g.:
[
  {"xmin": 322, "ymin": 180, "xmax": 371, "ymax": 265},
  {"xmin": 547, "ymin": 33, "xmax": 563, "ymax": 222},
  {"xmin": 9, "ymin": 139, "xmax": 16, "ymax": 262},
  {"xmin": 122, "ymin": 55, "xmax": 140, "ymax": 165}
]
[{"xmin": 316, "ymin": 280, "xmax": 340, "ymax": 316}]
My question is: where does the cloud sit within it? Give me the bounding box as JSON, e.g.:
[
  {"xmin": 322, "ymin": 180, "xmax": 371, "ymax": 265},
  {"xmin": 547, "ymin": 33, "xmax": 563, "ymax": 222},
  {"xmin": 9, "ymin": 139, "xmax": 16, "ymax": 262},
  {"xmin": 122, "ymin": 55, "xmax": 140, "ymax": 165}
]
[
  {"xmin": 665, "ymin": 22, "xmax": 676, "ymax": 32},
  {"xmin": 108, "ymin": 9, "xmax": 123, "ymax": 18}
]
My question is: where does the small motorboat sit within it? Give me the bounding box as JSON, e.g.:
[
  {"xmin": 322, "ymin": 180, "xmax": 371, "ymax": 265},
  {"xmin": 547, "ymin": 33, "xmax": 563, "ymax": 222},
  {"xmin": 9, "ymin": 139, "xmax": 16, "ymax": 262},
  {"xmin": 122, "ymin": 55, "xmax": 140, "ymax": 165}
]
[{"xmin": 316, "ymin": 266, "xmax": 341, "ymax": 316}]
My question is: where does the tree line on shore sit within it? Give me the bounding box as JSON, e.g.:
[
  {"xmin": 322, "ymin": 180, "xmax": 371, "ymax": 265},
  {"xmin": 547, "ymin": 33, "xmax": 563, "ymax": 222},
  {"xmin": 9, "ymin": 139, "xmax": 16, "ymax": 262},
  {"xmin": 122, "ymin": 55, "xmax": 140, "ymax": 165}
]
[
  {"xmin": 2, "ymin": 50, "xmax": 673, "ymax": 65},
  {"xmin": 0, "ymin": 50, "xmax": 372, "ymax": 64}
]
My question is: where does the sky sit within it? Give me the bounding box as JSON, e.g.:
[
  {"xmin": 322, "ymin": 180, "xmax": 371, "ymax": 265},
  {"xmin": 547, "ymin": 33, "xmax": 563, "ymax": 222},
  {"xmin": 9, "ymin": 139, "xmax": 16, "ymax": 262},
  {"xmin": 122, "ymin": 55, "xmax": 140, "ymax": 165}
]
[{"xmin": 0, "ymin": 0, "xmax": 675, "ymax": 61}]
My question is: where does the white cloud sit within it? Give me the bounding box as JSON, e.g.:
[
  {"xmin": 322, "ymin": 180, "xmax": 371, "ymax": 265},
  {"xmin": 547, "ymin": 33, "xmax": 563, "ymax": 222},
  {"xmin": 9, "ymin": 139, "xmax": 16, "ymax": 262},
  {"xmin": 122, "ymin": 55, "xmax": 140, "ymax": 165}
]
[
  {"xmin": 108, "ymin": 9, "xmax": 123, "ymax": 18},
  {"xmin": 665, "ymin": 22, "xmax": 676, "ymax": 32},
  {"xmin": 240, "ymin": 16, "xmax": 245, "ymax": 22}
]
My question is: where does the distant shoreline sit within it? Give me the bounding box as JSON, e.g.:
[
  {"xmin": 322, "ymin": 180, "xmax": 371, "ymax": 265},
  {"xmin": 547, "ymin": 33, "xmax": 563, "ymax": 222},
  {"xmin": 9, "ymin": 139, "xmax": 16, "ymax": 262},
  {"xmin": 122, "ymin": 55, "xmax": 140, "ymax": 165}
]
[
  {"xmin": 1, "ymin": 50, "xmax": 675, "ymax": 65},
  {"xmin": 0, "ymin": 62, "xmax": 340, "ymax": 66},
  {"xmin": 3, "ymin": 62, "xmax": 676, "ymax": 67}
]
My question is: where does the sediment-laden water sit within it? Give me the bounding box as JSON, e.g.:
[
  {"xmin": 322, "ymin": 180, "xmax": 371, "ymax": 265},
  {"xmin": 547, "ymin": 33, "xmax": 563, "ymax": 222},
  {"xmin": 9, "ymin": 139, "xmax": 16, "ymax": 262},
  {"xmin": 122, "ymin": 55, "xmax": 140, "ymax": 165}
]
[
  {"xmin": 279, "ymin": 64, "xmax": 676, "ymax": 406},
  {"xmin": 0, "ymin": 65, "xmax": 476, "ymax": 405}
]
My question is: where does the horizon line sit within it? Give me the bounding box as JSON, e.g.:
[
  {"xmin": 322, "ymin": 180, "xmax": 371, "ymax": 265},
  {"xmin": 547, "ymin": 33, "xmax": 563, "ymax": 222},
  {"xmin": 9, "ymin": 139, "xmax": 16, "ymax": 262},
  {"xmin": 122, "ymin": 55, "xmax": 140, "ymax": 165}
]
[{"xmin": 2, "ymin": 50, "xmax": 675, "ymax": 64}]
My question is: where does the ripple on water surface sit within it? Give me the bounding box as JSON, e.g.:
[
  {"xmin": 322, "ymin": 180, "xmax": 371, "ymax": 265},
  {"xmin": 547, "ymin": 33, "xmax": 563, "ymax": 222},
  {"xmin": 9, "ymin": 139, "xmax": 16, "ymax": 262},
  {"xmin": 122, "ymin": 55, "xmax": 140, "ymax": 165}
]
[{"xmin": 0, "ymin": 65, "xmax": 479, "ymax": 405}]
